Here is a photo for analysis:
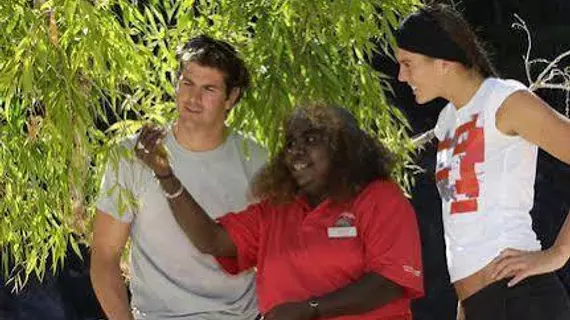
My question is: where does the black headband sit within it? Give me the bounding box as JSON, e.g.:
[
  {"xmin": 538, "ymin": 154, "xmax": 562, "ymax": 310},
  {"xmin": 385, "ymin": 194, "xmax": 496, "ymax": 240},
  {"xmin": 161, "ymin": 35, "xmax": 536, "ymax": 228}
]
[{"xmin": 395, "ymin": 9, "xmax": 469, "ymax": 65}]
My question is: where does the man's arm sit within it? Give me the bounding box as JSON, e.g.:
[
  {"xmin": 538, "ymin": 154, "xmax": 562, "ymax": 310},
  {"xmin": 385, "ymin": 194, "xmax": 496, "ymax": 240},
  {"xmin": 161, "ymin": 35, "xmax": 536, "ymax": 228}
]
[{"xmin": 90, "ymin": 209, "xmax": 133, "ymax": 320}]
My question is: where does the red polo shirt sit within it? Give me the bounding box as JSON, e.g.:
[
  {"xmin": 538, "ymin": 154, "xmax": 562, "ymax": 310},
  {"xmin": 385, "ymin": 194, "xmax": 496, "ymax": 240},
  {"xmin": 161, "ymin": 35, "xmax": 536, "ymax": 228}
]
[{"xmin": 217, "ymin": 180, "xmax": 423, "ymax": 319}]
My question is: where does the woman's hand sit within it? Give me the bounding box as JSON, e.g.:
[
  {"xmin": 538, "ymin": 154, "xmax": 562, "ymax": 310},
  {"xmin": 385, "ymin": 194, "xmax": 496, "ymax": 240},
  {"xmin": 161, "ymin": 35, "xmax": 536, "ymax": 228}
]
[
  {"xmin": 491, "ymin": 246, "xmax": 569, "ymax": 287},
  {"xmin": 134, "ymin": 124, "xmax": 171, "ymax": 177},
  {"xmin": 456, "ymin": 300, "xmax": 465, "ymax": 320},
  {"xmin": 262, "ymin": 301, "xmax": 316, "ymax": 320}
]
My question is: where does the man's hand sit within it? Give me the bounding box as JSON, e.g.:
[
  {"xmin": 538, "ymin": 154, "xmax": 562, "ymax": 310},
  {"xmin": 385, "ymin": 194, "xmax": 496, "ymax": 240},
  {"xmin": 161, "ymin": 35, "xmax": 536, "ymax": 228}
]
[
  {"xmin": 134, "ymin": 124, "xmax": 171, "ymax": 177},
  {"xmin": 262, "ymin": 301, "xmax": 316, "ymax": 320},
  {"xmin": 491, "ymin": 246, "xmax": 569, "ymax": 287}
]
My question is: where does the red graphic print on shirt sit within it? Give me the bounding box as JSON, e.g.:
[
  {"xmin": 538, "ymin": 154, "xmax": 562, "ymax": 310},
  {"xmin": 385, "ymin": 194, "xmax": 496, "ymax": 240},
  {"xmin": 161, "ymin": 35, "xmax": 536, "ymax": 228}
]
[{"xmin": 435, "ymin": 114, "xmax": 485, "ymax": 214}]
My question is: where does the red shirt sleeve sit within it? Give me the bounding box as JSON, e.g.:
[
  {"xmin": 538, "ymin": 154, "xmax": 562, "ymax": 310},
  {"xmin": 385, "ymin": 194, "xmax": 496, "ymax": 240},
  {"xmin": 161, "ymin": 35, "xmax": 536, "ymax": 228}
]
[
  {"xmin": 215, "ymin": 200, "xmax": 266, "ymax": 275},
  {"xmin": 357, "ymin": 181, "xmax": 424, "ymax": 299}
]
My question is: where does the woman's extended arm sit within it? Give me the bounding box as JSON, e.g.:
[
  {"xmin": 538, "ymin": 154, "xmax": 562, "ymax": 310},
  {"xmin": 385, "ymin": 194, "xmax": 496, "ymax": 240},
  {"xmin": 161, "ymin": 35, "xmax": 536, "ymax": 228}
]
[
  {"xmin": 135, "ymin": 125, "xmax": 236, "ymax": 257},
  {"xmin": 263, "ymin": 272, "xmax": 404, "ymax": 320}
]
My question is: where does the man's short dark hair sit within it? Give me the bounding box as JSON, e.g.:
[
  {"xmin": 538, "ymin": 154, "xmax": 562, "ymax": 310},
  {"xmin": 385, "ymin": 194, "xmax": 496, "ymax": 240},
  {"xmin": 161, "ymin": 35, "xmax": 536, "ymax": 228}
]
[{"xmin": 176, "ymin": 35, "xmax": 250, "ymax": 103}]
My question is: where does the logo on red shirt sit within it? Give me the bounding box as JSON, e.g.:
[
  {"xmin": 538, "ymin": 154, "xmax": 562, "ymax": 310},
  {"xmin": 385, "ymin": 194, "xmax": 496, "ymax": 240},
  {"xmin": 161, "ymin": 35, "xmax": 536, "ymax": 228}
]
[
  {"xmin": 334, "ymin": 212, "xmax": 355, "ymax": 227},
  {"xmin": 403, "ymin": 265, "xmax": 422, "ymax": 277}
]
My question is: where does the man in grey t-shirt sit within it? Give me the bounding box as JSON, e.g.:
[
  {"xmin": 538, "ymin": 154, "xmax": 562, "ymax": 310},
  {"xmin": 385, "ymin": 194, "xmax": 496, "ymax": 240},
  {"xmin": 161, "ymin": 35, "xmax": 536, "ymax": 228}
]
[{"xmin": 90, "ymin": 35, "xmax": 266, "ymax": 320}]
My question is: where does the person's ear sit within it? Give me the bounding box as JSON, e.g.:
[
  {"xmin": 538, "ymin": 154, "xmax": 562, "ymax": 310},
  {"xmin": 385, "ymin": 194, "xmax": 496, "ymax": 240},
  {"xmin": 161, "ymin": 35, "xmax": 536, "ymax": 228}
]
[
  {"xmin": 438, "ymin": 59, "xmax": 452, "ymax": 76},
  {"xmin": 225, "ymin": 87, "xmax": 240, "ymax": 111}
]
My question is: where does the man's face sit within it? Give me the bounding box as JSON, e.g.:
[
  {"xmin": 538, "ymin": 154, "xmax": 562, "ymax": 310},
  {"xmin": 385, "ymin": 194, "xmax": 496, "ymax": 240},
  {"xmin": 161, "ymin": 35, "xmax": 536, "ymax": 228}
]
[{"xmin": 176, "ymin": 62, "xmax": 238, "ymax": 129}]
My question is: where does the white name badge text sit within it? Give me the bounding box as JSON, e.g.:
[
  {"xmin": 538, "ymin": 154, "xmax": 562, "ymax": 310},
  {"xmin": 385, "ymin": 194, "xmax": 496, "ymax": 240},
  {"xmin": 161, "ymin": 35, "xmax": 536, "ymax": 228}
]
[{"xmin": 327, "ymin": 226, "xmax": 357, "ymax": 238}]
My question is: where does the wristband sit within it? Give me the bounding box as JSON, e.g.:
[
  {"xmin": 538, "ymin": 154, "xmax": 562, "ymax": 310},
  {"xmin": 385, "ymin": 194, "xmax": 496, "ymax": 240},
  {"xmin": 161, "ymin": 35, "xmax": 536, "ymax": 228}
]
[{"xmin": 164, "ymin": 182, "xmax": 184, "ymax": 199}]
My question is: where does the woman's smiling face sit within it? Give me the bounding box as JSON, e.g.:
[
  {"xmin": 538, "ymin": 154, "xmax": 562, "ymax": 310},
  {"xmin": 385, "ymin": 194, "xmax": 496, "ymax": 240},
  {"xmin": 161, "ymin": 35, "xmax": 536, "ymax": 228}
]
[
  {"xmin": 284, "ymin": 116, "xmax": 333, "ymax": 204},
  {"xmin": 396, "ymin": 47, "xmax": 444, "ymax": 105}
]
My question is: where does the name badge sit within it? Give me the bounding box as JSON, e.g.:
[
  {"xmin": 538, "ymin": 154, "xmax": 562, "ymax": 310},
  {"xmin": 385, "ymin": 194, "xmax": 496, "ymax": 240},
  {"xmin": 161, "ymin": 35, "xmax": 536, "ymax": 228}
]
[{"xmin": 327, "ymin": 226, "xmax": 357, "ymax": 238}]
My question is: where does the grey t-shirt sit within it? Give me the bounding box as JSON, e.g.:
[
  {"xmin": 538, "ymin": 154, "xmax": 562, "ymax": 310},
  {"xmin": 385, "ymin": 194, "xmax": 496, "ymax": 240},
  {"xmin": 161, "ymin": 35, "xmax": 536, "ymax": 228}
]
[{"xmin": 97, "ymin": 129, "xmax": 267, "ymax": 320}]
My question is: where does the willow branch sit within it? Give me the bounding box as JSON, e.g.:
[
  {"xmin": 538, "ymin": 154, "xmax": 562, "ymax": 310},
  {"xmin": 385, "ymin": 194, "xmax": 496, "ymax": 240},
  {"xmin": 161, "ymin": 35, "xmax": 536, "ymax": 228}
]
[{"xmin": 513, "ymin": 15, "xmax": 570, "ymax": 117}]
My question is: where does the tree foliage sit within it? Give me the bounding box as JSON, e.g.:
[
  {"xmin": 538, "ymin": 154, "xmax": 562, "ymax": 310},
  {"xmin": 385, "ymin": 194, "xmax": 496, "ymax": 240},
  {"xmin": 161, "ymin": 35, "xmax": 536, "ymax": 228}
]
[{"xmin": 0, "ymin": 0, "xmax": 419, "ymax": 290}]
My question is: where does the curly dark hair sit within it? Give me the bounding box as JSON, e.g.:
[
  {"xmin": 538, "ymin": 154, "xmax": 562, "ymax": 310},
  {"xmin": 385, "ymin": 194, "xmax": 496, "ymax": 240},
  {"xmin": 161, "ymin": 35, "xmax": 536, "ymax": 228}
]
[{"xmin": 251, "ymin": 102, "xmax": 395, "ymax": 204}]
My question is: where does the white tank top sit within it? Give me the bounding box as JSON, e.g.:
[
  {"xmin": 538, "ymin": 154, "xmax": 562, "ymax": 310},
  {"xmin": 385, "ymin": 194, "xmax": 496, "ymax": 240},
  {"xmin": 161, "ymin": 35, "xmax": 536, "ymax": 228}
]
[{"xmin": 434, "ymin": 78, "xmax": 542, "ymax": 282}]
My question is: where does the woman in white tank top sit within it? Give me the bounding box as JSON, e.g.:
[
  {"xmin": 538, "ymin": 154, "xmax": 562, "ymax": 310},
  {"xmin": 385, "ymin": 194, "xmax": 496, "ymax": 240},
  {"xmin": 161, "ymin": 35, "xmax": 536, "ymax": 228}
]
[{"xmin": 394, "ymin": 4, "xmax": 570, "ymax": 320}]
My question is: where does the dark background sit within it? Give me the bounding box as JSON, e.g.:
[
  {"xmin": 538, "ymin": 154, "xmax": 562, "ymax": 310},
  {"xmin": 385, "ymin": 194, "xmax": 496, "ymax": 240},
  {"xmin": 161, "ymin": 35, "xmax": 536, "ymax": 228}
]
[{"xmin": 1, "ymin": 0, "xmax": 569, "ymax": 319}]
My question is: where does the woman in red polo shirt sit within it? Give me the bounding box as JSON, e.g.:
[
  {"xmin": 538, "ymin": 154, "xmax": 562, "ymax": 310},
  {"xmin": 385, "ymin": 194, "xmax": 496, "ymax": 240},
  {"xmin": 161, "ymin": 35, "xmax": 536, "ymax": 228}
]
[{"xmin": 135, "ymin": 103, "xmax": 423, "ymax": 319}]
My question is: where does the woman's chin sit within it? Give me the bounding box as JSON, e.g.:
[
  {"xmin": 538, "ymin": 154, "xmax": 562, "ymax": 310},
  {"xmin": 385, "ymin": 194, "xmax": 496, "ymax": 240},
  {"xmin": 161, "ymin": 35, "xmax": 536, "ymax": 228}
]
[
  {"xmin": 414, "ymin": 95, "xmax": 427, "ymax": 104},
  {"xmin": 292, "ymin": 175, "xmax": 311, "ymax": 189},
  {"xmin": 297, "ymin": 184, "xmax": 312, "ymax": 196},
  {"xmin": 297, "ymin": 183, "xmax": 314, "ymax": 197},
  {"xmin": 414, "ymin": 93, "xmax": 436, "ymax": 105}
]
